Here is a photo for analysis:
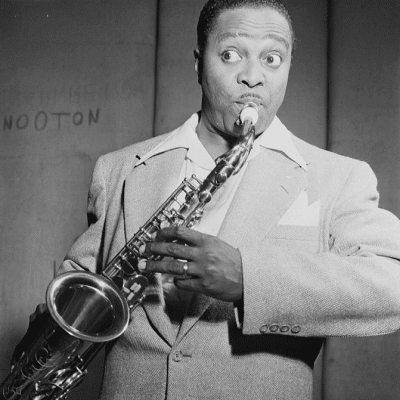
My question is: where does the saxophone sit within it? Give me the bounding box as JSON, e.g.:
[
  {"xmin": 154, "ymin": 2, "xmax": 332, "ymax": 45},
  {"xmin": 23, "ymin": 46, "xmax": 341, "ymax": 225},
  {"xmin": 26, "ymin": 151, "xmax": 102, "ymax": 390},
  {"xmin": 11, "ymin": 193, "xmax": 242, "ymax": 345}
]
[{"xmin": 0, "ymin": 103, "xmax": 259, "ymax": 400}]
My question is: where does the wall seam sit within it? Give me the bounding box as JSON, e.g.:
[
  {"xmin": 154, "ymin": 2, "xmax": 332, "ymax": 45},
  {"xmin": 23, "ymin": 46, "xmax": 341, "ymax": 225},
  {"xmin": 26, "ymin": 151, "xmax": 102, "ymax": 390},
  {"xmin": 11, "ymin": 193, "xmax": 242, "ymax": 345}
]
[
  {"xmin": 152, "ymin": 0, "xmax": 161, "ymax": 137},
  {"xmin": 326, "ymin": 0, "xmax": 333, "ymax": 152}
]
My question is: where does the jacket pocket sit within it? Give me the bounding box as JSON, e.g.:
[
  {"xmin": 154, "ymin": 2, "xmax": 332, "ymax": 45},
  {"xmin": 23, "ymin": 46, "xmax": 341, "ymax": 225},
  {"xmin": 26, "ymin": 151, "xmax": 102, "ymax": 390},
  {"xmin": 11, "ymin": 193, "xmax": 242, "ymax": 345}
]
[{"xmin": 266, "ymin": 225, "xmax": 321, "ymax": 253}]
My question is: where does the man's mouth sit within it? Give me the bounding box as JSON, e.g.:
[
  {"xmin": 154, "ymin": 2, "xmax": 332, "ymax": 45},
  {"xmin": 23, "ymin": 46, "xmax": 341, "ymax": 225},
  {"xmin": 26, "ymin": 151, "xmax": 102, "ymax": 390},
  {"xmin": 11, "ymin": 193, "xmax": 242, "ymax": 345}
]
[
  {"xmin": 233, "ymin": 98, "xmax": 262, "ymax": 125},
  {"xmin": 234, "ymin": 97, "xmax": 262, "ymax": 111},
  {"xmin": 239, "ymin": 93, "xmax": 262, "ymax": 104}
]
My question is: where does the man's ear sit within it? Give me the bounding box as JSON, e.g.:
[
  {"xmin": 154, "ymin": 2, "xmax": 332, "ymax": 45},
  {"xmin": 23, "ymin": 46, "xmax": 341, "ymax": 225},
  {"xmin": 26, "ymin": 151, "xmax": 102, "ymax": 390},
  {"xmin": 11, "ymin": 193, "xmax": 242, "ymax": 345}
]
[{"xmin": 194, "ymin": 48, "xmax": 202, "ymax": 85}]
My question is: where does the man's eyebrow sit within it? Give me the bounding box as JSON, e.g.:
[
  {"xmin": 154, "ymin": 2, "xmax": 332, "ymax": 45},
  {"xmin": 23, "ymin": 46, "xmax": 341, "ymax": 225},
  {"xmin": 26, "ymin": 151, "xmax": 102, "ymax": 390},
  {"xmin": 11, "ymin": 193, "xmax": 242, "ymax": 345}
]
[{"xmin": 217, "ymin": 31, "xmax": 290, "ymax": 50}]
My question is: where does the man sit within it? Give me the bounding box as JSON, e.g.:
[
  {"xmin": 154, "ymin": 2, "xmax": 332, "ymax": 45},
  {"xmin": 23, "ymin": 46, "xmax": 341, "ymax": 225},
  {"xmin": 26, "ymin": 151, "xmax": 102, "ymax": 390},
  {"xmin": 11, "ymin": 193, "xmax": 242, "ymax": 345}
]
[{"xmin": 54, "ymin": 0, "xmax": 400, "ymax": 398}]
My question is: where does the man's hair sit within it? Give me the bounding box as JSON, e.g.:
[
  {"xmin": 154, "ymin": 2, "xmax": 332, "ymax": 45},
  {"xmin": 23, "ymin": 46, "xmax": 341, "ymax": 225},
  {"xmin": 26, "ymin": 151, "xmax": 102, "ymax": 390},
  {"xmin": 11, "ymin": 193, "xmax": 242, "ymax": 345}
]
[{"xmin": 197, "ymin": 0, "xmax": 296, "ymax": 57}]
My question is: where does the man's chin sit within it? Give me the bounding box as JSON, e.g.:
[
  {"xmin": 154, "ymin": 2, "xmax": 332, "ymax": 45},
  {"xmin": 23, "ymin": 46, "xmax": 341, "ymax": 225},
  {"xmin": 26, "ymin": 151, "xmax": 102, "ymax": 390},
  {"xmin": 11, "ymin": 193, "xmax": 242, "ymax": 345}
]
[{"xmin": 217, "ymin": 124, "xmax": 244, "ymax": 142}]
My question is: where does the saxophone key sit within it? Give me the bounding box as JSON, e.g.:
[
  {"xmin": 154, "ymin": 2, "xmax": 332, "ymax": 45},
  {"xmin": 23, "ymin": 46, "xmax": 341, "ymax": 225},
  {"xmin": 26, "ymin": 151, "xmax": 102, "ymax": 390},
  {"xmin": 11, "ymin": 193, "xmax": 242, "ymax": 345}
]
[
  {"xmin": 198, "ymin": 189, "xmax": 212, "ymax": 204},
  {"xmin": 119, "ymin": 255, "xmax": 139, "ymax": 276},
  {"xmin": 123, "ymin": 275, "xmax": 149, "ymax": 304},
  {"xmin": 216, "ymin": 171, "xmax": 228, "ymax": 184}
]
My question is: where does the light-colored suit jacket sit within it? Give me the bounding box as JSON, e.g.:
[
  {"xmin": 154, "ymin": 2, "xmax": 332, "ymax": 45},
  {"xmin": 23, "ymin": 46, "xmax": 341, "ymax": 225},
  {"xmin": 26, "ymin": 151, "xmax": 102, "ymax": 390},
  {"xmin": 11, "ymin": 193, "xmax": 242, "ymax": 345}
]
[{"xmin": 61, "ymin": 127, "xmax": 400, "ymax": 400}]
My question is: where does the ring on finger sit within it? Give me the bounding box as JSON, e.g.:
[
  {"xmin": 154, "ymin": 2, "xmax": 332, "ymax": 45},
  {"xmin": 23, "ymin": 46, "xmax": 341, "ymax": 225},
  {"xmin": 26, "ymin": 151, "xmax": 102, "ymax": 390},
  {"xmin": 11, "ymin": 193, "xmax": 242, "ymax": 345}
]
[{"xmin": 181, "ymin": 261, "xmax": 190, "ymax": 279}]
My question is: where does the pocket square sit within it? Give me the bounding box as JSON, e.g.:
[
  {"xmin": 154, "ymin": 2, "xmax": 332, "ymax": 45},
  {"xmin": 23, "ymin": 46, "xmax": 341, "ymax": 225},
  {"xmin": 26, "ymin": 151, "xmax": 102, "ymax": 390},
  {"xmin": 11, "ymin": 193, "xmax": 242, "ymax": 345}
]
[{"xmin": 277, "ymin": 191, "xmax": 320, "ymax": 226}]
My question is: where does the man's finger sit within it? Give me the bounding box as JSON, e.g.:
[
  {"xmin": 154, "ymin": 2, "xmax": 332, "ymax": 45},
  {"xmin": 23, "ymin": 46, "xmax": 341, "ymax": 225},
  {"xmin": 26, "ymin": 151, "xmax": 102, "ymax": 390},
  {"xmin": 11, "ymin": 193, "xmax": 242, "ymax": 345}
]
[
  {"xmin": 154, "ymin": 225, "xmax": 204, "ymax": 245},
  {"xmin": 142, "ymin": 259, "xmax": 198, "ymax": 277},
  {"xmin": 140, "ymin": 240, "xmax": 198, "ymax": 260}
]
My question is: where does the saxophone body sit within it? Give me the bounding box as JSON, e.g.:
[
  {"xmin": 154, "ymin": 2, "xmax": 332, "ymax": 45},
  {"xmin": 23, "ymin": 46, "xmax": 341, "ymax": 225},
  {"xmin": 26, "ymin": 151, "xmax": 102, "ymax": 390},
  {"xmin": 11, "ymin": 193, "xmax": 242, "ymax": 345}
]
[{"xmin": 0, "ymin": 104, "xmax": 258, "ymax": 400}]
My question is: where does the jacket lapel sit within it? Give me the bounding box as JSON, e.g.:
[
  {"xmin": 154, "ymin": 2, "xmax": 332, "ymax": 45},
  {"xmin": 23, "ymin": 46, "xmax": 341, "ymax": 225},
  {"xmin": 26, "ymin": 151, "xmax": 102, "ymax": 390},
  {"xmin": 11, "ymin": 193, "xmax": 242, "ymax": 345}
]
[
  {"xmin": 218, "ymin": 147, "xmax": 308, "ymax": 247},
  {"xmin": 175, "ymin": 293, "xmax": 213, "ymax": 343},
  {"xmin": 176, "ymin": 147, "xmax": 308, "ymax": 342},
  {"xmin": 124, "ymin": 147, "xmax": 187, "ymax": 347},
  {"xmin": 123, "ymin": 147, "xmax": 187, "ymax": 241}
]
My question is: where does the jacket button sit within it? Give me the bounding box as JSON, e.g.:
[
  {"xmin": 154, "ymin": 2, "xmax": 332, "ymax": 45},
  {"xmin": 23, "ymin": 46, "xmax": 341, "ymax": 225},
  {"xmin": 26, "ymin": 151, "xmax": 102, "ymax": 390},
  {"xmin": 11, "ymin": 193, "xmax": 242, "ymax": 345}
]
[
  {"xmin": 280, "ymin": 325, "xmax": 290, "ymax": 333},
  {"xmin": 269, "ymin": 324, "xmax": 279, "ymax": 333},
  {"xmin": 291, "ymin": 325, "xmax": 301, "ymax": 334},
  {"xmin": 259, "ymin": 325, "xmax": 268, "ymax": 334},
  {"xmin": 172, "ymin": 350, "xmax": 183, "ymax": 362}
]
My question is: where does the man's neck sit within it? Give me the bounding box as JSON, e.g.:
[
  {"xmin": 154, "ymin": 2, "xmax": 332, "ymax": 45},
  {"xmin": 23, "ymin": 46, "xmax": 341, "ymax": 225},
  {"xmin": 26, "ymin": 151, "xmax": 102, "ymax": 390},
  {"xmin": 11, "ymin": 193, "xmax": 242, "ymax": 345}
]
[{"xmin": 195, "ymin": 117, "xmax": 234, "ymax": 160}]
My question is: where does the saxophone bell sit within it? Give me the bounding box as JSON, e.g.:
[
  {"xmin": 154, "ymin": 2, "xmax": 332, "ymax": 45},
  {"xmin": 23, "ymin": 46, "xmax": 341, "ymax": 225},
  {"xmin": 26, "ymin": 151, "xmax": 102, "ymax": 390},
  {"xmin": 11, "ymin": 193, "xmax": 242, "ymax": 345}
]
[{"xmin": 0, "ymin": 272, "xmax": 129, "ymax": 400}]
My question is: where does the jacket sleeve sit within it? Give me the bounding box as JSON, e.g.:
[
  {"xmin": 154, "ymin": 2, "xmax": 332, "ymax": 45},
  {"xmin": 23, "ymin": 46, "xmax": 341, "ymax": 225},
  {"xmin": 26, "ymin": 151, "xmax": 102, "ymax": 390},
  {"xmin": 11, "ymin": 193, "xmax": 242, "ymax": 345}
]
[
  {"xmin": 239, "ymin": 161, "xmax": 400, "ymax": 338},
  {"xmin": 59, "ymin": 156, "xmax": 107, "ymax": 274}
]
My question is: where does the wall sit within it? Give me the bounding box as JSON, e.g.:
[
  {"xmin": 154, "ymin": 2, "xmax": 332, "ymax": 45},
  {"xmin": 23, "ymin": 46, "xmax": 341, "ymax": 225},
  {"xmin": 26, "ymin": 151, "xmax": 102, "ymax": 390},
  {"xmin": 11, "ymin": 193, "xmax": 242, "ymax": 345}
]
[
  {"xmin": 0, "ymin": 0, "xmax": 158, "ymax": 397},
  {"xmin": 0, "ymin": 0, "xmax": 399, "ymax": 399},
  {"xmin": 323, "ymin": 1, "xmax": 400, "ymax": 399}
]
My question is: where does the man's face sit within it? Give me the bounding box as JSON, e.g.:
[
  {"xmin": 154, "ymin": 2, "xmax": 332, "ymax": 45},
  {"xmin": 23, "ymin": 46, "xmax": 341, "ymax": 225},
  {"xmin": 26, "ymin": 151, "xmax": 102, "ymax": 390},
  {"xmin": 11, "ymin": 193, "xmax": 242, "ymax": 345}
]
[{"xmin": 196, "ymin": 6, "xmax": 292, "ymax": 137}]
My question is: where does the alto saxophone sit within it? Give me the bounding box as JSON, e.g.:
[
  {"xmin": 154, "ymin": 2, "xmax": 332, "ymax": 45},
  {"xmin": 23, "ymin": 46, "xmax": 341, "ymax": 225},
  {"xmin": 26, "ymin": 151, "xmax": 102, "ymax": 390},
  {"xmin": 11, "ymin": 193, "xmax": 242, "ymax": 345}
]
[{"xmin": 0, "ymin": 103, "xmax": 258, "ymax": 400}]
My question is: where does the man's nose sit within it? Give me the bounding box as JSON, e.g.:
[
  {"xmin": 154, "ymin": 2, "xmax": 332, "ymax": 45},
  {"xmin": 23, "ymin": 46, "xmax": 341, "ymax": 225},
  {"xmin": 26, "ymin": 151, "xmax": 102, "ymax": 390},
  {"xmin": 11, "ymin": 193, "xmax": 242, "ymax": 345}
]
[{"xmin": 237, "ymin": 59, "xmax": 264, "ymax": 88}]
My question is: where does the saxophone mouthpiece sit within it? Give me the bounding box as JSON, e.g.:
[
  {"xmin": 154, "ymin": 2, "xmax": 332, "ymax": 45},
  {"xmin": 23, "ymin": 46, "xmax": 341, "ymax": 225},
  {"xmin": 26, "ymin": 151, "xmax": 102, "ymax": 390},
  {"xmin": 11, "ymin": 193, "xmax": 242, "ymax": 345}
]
[{"xmin": 239, "ymin": 102, "xmax": 259, "ymax": 125}]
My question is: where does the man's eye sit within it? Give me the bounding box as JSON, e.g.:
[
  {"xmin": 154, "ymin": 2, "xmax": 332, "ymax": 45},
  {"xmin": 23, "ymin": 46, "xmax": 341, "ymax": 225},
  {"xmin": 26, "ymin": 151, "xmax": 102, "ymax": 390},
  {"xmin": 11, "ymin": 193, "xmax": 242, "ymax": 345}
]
[
  {"xmin": 265, "ymin": 54, "xmax": 283, "ymax": 68},
  {"xmin": 221, "ymin": 50, "xmax": 241, "ymax": 62}
]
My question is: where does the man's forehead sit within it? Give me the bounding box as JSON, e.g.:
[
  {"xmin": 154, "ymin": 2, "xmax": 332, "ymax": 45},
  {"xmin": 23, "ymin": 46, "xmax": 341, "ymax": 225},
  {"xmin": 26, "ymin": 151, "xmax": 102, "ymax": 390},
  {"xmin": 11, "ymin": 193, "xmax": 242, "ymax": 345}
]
[
  {"xmin": 211, "ymin": 6, "xmax": 293, "ymax": 46},
  {"xmin": 216, "ymin": 31, "xmax": 291, "ymax": 51}
]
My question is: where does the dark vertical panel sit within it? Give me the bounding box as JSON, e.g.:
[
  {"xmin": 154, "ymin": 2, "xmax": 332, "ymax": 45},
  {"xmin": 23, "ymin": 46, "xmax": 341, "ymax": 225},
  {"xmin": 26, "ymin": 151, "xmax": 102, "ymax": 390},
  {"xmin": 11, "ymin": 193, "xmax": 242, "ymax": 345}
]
[
  {"xmin": 0, "ymin": 1, "xmax": 158, "ymax": 397},
  {"xmin": 279, "ymin": 0, "xmax": 328, "ymax": 149},
  {"xmin": 324, "ymin": 0, "xmax": 400, "ymax": 399},
  {"xmin": 327, "ymin": 0, "xmax": 400, "ymax": 214},
  {"xmin": 154, "ymin": 0, "xmax": 203, "ymax": 135},
  {"xmin": 323, "ymin": 335, "xmax": 400, "ymax": 400}
]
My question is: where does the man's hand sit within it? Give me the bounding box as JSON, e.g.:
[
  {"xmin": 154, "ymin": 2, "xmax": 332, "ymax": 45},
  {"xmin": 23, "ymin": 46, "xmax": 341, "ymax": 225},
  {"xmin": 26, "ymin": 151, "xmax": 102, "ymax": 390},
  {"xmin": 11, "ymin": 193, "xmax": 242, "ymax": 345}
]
[{"xmin": 139, "ymin": 226, "xmax": 243, "ymax": 302}]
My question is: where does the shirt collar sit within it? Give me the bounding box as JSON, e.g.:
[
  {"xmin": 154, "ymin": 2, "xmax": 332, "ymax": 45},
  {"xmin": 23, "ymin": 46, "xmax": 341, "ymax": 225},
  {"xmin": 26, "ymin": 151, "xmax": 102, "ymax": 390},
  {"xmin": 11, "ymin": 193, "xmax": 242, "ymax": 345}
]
[
  {"xmin": 257, "ymin": 116, "xmax": 308, "ymax": 170},
  {"xmin": 135, "ymin": 113, "xmax": 308, "ymax": 171},
  {"xmin": 135, "ymin": 113, "xmax": 215, "ymax": 168}
]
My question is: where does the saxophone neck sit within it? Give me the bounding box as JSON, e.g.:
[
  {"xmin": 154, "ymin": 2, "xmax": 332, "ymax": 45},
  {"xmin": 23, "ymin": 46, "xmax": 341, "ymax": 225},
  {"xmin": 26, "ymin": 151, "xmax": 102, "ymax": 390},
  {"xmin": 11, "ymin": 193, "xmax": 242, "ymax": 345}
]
[{"xmin": 216, "ymin": 104, "xmax": 258, "ymax": 174}]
